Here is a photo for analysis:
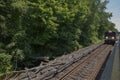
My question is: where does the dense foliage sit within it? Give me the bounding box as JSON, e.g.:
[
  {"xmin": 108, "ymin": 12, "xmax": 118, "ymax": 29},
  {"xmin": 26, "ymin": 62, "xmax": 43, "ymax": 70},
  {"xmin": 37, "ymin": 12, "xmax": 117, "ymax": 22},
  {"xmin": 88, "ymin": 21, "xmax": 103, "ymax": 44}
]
[{"xmin": 0, "ymin": 0, "xmax": 117, "ymax": 73}]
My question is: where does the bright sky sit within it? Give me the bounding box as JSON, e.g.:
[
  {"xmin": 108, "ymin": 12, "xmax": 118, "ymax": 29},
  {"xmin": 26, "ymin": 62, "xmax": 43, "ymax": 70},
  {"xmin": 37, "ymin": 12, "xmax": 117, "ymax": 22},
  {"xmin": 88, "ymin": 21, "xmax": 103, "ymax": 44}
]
[{"xmin": 106, "ymin": 0, "xmax": 120, "ymax": 31}]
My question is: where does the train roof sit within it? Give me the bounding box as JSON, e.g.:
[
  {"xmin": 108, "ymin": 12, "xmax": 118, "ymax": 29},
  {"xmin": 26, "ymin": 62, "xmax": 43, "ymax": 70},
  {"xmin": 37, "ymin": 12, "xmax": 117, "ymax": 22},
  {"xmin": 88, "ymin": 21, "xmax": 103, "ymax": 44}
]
[{"xmin": 105, "ymin": 31, "xmax": 116, "ymax": 33}]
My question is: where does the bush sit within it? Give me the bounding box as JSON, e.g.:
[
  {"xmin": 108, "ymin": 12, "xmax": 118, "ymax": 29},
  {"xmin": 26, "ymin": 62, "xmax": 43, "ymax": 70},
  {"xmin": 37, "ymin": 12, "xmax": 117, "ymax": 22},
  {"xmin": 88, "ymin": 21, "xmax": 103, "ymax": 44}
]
[{"xmin": 0, "ymin": 53, "xmax": 12, "ymax": 73}]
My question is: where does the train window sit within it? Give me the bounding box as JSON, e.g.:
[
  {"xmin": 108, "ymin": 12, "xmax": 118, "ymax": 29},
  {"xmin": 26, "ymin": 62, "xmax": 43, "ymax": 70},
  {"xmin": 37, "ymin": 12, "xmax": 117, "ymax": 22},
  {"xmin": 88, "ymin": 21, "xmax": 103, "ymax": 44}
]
[{"xmin": 105, "ymin": 32, "xmax": 116, "ymax": 36}]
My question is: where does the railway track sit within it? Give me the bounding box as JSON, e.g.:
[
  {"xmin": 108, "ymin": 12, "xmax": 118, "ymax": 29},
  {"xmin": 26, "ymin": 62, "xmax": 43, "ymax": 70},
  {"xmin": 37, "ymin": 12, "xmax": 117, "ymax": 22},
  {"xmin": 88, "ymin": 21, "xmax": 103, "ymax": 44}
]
[
  {"xmin": 1, "ymin": 43, "xmax": 113, "ymax": 80},
  {"xmin": 51, "ymin": 44, "xmax": 113, "ymax": 80}
]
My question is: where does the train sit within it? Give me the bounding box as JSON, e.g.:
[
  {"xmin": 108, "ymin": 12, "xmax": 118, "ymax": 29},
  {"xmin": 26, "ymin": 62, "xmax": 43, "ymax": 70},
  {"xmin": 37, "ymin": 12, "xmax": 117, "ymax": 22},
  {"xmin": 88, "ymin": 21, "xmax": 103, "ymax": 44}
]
[{"xmin": 104, "ymin": 31, "xmax": 116, "ymax": 45}]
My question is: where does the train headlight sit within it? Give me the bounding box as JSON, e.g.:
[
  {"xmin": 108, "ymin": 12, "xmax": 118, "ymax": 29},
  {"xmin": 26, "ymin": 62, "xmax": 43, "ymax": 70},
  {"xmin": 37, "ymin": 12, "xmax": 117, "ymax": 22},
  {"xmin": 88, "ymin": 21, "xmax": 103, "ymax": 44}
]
[
  {"xmin": 112, "ymin": 37, "xmax": 115, "ymax": 39},
  {"xmin": 105, "ymin": 36, "xmax": 108, "ymax": 39}
]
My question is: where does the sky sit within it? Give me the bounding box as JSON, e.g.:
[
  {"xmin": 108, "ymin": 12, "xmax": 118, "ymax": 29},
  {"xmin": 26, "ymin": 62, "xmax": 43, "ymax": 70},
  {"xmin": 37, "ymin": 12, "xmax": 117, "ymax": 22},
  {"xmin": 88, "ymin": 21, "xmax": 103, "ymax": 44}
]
[{"xmin": 106, "ymin": 0, "xmax": 120, "ymax": 31}]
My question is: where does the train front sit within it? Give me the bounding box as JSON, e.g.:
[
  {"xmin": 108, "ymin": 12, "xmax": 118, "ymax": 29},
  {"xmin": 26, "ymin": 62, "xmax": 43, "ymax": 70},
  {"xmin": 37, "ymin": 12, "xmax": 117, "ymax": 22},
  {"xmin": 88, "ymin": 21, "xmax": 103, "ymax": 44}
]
[{"xmin": 104, "ymin": 31, "xmax": 116, "ymax": 45}]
